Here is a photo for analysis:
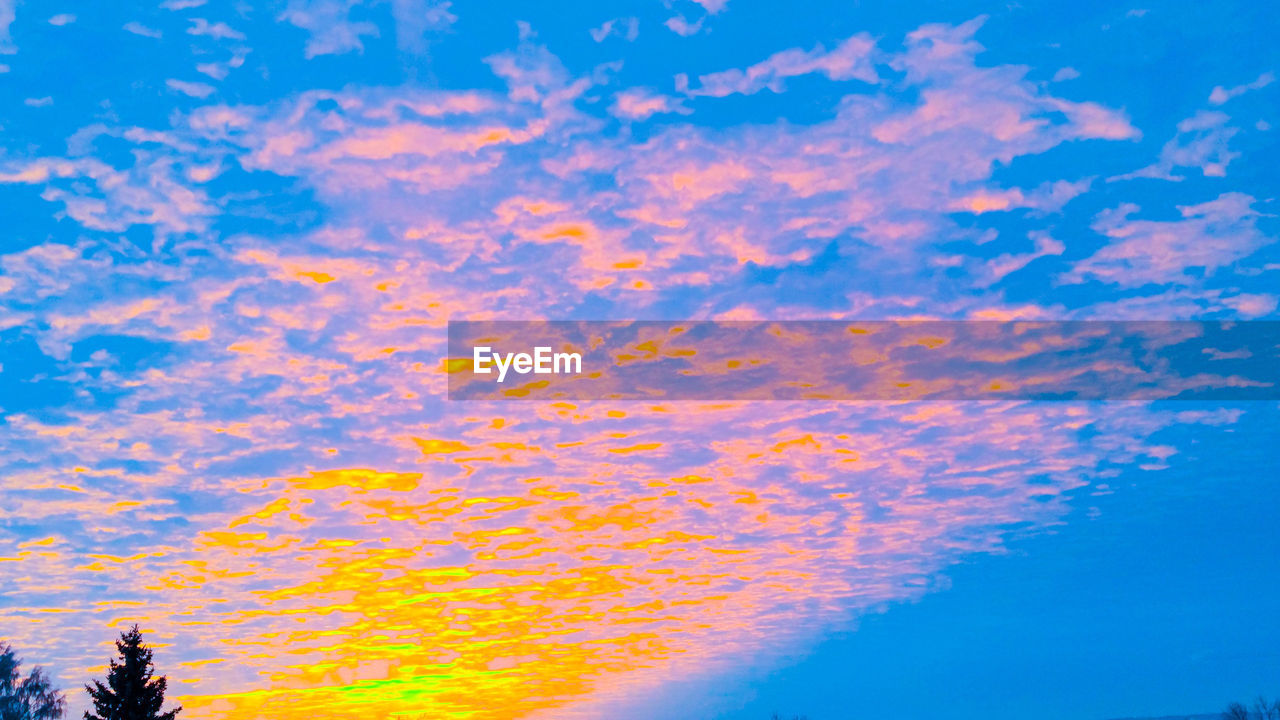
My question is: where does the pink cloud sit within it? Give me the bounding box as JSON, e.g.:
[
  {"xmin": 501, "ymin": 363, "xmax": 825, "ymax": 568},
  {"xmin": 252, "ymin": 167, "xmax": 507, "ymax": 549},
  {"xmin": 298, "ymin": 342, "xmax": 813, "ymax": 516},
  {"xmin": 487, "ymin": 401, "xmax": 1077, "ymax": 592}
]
[
  {"xmin": 610, "ymin": 88, "xmax": 690, "ymax": 120},
  {"xmin": 664, "ymin": 15, "xmax": 703, "ymax": 37},
  {"xmin": 1209, "ymin": 71, "xmax": 1274, "ymax": 105},
  {"xmin": 1111, "ymin": 110, "xmax": 1239, "ymax": 181},
  {"xmin": 1061, "ymin": 193, "xmax": 1272, "ymax": 287},
  {"xmin": 590, "ymin": 17, "xmax": 638, "ymax": 43},
  {"xmin": 680, "ymin": 33, "xmax": 878, "ymax": 97}
]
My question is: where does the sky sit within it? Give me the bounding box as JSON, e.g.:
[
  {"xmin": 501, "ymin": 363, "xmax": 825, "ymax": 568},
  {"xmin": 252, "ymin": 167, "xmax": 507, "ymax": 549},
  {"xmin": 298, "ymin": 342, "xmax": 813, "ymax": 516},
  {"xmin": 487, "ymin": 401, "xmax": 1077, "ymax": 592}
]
[{"xmin": 1, "ymin": 1, "xmax": 1278, "ymax": 719}]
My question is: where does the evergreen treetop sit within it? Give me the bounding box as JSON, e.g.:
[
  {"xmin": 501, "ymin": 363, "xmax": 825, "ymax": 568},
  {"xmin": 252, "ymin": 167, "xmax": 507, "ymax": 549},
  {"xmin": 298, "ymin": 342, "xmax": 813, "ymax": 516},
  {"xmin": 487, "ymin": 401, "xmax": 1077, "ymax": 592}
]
[{"xmin": 83, "ymin": 627, "xmax": 180, "ymax": 720}]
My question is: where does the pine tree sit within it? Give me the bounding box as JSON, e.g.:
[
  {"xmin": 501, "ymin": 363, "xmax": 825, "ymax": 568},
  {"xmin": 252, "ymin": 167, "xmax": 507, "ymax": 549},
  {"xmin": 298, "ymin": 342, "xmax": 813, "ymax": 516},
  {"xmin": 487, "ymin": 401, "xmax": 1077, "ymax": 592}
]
[
  {"xmin": 83, "ymin": 627, "xmax": 180, "ymax": 720},
  {"xmin": 0, "ymin": 641, "xmax": 66, "ymax": 720}
]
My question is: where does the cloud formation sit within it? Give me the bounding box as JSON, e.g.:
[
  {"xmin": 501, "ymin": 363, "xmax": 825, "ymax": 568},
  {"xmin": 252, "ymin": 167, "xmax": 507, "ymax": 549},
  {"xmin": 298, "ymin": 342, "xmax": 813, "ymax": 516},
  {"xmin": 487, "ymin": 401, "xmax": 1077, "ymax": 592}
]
[{"xmin": 0, "ymin": 4, "xmax": 1276, "ymax": 719}]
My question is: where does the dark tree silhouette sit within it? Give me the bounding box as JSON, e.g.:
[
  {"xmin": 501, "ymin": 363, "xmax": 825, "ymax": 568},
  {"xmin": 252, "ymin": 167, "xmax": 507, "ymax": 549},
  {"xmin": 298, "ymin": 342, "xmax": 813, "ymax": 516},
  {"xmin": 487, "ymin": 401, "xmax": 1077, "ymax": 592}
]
[
  {"xmin": 1254, "ymin": 696, "xmax": 1280, "ymax": 720},
  {"xmin": 0, "ymin": 642, "xmax": 65, "ymax": 720},
  {"xmin": 83, "ymin": 626, "xmax": 180, "ymax": 720},
  {"xmin": 1225, "ymin": 701, "xmax": 1253, "ymax": 720},
  {"xmin": 1224, "ymin": 695, "xmax": 1280, "ymax": 720}
]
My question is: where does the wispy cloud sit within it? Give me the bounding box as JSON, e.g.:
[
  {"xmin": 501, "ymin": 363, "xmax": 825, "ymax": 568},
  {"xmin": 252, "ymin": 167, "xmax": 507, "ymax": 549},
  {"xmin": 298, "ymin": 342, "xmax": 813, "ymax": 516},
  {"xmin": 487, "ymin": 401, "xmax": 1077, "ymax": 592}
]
[
  {"xmin": 679, "ymin": 33, "xmax": 878, "ymax": 97},
  {"xmin": 590, "ymin": 17, "xmax": 638, "ymax": 43},
  {"xmin": 1112, "ymin": 110, "xmax": 1240, "ymax": 180},
  {"xmin": 0, "ymin": 0, "xmax": 16, "ymax": 53},
  {"xmin": 1209, "ymin": 71, "xmax": 1274, "ymax": 105}
]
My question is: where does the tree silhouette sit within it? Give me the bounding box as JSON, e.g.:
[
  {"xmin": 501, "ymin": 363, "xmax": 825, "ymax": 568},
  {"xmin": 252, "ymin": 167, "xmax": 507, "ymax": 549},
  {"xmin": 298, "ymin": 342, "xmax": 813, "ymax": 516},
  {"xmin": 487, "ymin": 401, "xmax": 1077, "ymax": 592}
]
[
  {"xmin": 1224, "ymin": 695, "xmax": 1280, "ymax": 720},
  {"xmin": 1254, "ymin": 696, "xmax": 1280, "ymax": 720},
  {"xmin": 1224, "ymin": 702, "xmax": 1251, "ymax": 720},
  {"xmin": 83, "ymin": 626, "xmax": 181, "ymax": 720},
  {"xmin": 0, "ymin": 642, "xmax": 65, "ymax": 720}
]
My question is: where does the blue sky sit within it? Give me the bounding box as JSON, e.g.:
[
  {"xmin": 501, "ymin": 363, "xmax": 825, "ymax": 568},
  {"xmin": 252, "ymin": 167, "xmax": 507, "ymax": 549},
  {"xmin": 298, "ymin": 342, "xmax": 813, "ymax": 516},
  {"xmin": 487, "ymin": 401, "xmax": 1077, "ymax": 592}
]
[
  {"xmin": 710, "ymin": 404, "xmax": 1280, "ymax": 720},
  {"xmin": 1, "ymin": 1, "xmax": 1278, "ymax": 719}
]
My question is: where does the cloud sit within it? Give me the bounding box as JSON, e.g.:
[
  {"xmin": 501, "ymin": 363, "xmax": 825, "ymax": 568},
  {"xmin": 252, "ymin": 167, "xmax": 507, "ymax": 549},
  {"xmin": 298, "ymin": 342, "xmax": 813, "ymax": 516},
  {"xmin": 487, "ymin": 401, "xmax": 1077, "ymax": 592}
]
[
  {"xmin": 1208, "ymin": 71, "xmax": 1274, "ymax": 105},
  {"xmin": 1061, "ymin": 193, "xmax": 1272, "ymax": 287},
  {"xmin": 0, "ymin": 0, "xmax": 15, "ymax": 53},
  {"xmin": 1220, "ymin": 292, "xmax": 1278, "ymax": 317},
  {"xmin": 387, "ymin": 0, "xmax": 455, "ymax": 53},
  {"xmin": 664, "ymin": 15, "xmax": 703, "ymax": 37},
  {"xmin": 590, "ymin": 17, "xmax": 638, "ymax": 43},
  {"xmin": 196, "ymin": 50, "xmax": 248, "ymax": 80},
  {"xmin": 0, "ymin": 396, "xmax": 1200, "ymax": 720},
  {"xmin": 1112, "ymin": 109, "xmax": 1239, "ymax": 181},
  {"xmin": 167, "ymin": 78, "xmax": 217, "ymax": 98},
  {"xmin": 187, "ymin": 17, "xmax": 246, "ymax": 41},
  {"xmin": 0, "ymin": 153, "xmax": 217, "ymax": 239},
  {"xmin": 279, "ymin": 0, "xmax": 376, "ymax": 57},
  {"xmin": 179, "ymin": 18, "xmax": 1151, "ymax": 306},
  {"xmin": 662, "ymin": 0, "xmax": 729, "ymax": 37},
  {"xmin": 692, "ymin": 0, "xmax": 729, "ymax": 12},
  {"xmin": 610, "ymin": 88, "xmax": 690, "ymax": 120},
  {"xmin": 278, "ymin": 0, "xmax": 455, "ymax": 57},
  {"xmin": 680, "ymin": 33, "xmax": 878, "ymax": 97},
  {"xmin": 977, "ymin": 231, "xmax": 1066, "ymax": 285},
  {"xmin": 123, "ymin": 21, "xmax": 163, "ymax": 38},
  {"xmin": 949, "ymin": 179, "xmax": 1092, "ymax": 215}
]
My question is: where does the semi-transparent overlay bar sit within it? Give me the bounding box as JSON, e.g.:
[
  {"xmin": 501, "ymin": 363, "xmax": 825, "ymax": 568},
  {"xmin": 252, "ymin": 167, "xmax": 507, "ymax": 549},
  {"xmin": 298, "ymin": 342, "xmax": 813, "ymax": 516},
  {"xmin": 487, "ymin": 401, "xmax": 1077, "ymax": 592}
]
[{"xmin": 446, "ymin": 321, "xmax": 1280, "ymax": 401}]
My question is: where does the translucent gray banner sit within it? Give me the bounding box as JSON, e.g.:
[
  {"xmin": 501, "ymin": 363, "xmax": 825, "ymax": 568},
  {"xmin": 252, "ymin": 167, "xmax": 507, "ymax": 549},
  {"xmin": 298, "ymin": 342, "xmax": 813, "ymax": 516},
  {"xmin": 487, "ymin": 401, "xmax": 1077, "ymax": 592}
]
[{"xmin": 446, "ymin": 321, "xmax": 1280, "ymax": 401}]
